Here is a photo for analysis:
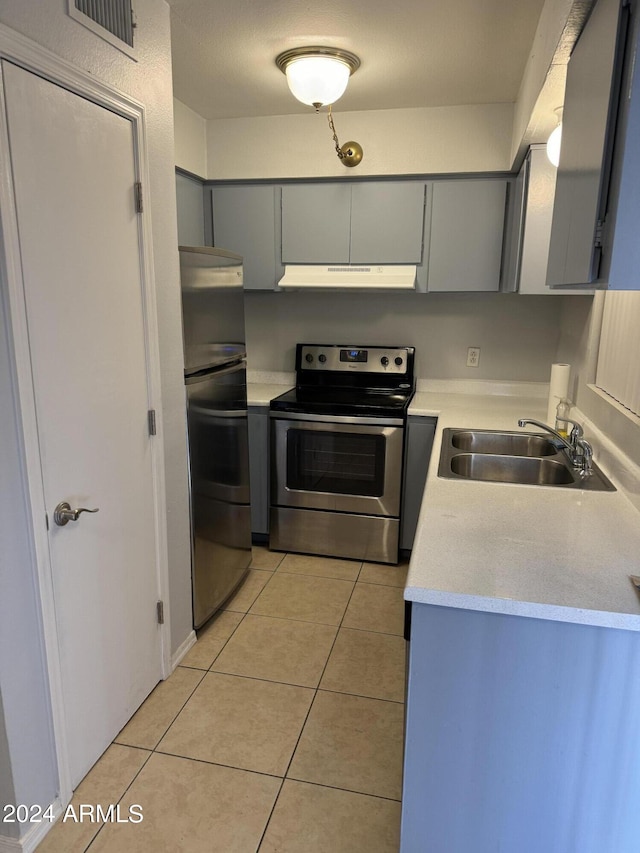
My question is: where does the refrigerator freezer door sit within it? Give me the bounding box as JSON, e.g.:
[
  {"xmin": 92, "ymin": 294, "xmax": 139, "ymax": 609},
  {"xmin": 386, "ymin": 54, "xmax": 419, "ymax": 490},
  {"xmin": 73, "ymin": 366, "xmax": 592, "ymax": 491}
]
[{"xmin": 179, "ymin": 246, "xmax": 246, "ymax": 374}]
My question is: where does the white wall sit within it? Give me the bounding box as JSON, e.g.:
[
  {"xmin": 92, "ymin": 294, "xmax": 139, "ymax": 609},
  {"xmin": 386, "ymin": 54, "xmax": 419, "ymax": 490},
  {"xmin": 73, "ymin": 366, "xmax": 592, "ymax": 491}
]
[
  {"xmin": 0, "ymin": 695, "xmax": 17, "ymax": 840},
  {"xmin": 174, "ymin": 97, "xmax": 207, "ymax": 177},
  {"xmin": 205, "ymin": 103, "xmax": 514, "ymax": 180},
  {"xmin": 0, "ymin": 0, "xmax": 192, "ymax": 832},
  {"xmin": 245, "ymin": 291, "xmax": 565, "ymax": 382},
  {"xmin": 510, "ymin": 0, "xmax": 577, "ymax": 165}
]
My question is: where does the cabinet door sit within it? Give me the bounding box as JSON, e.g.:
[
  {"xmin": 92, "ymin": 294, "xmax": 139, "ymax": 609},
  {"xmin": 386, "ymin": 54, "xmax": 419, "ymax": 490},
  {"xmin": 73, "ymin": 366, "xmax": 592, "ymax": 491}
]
[
  {"xmin": 212, "ymin": 185, "xmax": 279, "ymax": 290},
  {"xmin": 350, "ymin": 182, "xmax": 426, "ymax": 263},
  {"xmin": 281, "ymin": 183, "xmax": 351, "ymax": 263},
  {"xmin": 427, "ymin": 180, "xmax": 507, "ymax": 292},
  {"xmin": 518, "ymin": 147, "xmax": 556, "ymax": 295},
  {"xmin": 176, "ymin": 171, "xmax": 205, "ymax": 246},
  {"xmin": 546, "ymin": 0, "xmax": 628, "ymax": 287},
  {"xmin": 248, "ymin": 407, "xmax": 269, "ymax": 535}
]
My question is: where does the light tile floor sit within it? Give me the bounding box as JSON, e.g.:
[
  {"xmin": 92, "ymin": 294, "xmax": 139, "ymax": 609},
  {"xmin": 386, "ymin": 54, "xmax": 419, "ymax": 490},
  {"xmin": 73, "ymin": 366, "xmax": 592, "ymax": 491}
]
[{"xmin": 37, "ymin": 546, "xmax": 408, "ymax": 853}]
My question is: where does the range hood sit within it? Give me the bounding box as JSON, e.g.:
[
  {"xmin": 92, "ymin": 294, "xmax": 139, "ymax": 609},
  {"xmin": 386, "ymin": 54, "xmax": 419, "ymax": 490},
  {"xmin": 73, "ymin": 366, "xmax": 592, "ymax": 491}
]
[{"xmin": 278, "ymin": 264, "xmax": 417, "ymax": 290}]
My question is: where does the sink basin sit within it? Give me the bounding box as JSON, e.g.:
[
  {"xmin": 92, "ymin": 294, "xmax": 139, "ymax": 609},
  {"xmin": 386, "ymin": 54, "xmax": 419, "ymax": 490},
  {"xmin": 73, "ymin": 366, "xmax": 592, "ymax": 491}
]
[
  {"xmin": 438, "ymin": 427, "xmax": 616, "ymax": 491},
  {"xmin": 449, "ymin": 453, "xmax": 575, "ymax": 486},
  {"xmin": 450, "ymin": 430, "xmax": 557, "ymax": 457}
]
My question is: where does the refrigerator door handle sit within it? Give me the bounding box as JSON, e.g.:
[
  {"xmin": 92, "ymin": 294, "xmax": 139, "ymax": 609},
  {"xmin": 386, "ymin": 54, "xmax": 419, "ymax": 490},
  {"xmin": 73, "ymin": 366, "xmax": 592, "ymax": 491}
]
[
  {"xmin": 185, "ymin": 359, "xmax": 247, "ymax": 384},
  {"xmin": 189, "ymin": 406, "xmax": 248, "ymax": 419}
]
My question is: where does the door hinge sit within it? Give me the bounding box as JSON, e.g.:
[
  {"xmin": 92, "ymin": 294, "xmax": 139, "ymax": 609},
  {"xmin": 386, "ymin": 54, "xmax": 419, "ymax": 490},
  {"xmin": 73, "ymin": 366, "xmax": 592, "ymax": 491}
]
[
  {"xmin": 156, "ymin": 600, "xmax": 165, "ymax": 625},
  {"xmin": 134, "ymin": 181, "xmax": 143, "ymax": 214},
  {"xmin": 45, "ymin": 512, "xmax": 49, "ymax": 531},
  {"xmin": 147, "ymin": 409, "xmax": 157, "ymax": 436},
  {"xmin": 594, "ymin": 219, "xmax": 605, "ymax": 249}
]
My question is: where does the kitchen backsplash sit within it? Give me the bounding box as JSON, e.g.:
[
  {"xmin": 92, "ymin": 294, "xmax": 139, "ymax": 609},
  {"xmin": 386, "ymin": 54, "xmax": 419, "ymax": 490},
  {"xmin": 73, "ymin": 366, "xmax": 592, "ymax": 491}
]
[{"xmin": 245, "ymin": 290, "xmax": 580, "ymax": 382}]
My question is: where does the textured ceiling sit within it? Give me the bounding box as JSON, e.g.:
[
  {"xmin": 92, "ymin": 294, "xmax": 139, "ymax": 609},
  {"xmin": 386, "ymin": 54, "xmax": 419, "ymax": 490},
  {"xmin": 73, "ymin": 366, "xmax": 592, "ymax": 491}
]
[{"xmin": 168, "ymin": 0, "xmax": 546, "ymax": 120}]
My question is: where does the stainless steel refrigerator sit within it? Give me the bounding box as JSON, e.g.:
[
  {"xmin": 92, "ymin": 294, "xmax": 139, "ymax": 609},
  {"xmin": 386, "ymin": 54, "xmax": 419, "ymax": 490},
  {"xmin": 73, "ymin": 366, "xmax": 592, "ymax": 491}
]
[{"xmin": 179, "ymin": 246, "xmax": 251, "ymax": 628}]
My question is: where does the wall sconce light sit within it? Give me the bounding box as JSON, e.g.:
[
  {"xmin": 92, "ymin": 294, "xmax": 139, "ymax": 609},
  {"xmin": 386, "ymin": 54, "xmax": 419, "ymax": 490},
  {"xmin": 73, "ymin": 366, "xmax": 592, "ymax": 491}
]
[
  {"xmin": 275, "ymin": 46, "xmax": 364, "ymax": 167},
  {"xmin": 546, "ymin": 107, "xmax": 563, "ymax": 167}
]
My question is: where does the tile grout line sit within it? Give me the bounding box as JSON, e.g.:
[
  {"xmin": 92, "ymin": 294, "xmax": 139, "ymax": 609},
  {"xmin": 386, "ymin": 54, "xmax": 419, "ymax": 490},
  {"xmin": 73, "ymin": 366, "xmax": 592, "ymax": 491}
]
[
  {"xmin": 113, "ymin": 665, "xmax": 207, "ymax": 752},
  {"xmin": 150, "ymin": 749, "xmax": 286, "ymax": 781},
  {"xmin": 281, "ymin": 558, "xmax": 363, "ymax": 771},
  {"xmin": 278, "ymin": 774, "xmax": 403, "ymax": 804},
  {"xmin": 204, "ymin": 610, "xmax": 249, "ymax": 672},
  {"xmin": 255, "ymin": 557, "xmax": 364, "ymax": 852},
  {"xmin": 83, "ymin": 746, "xmax": 154, "ymax": 853},
  {"xmin": 255, "ymin": 777, "xmax": 287, "ymax": 853}
]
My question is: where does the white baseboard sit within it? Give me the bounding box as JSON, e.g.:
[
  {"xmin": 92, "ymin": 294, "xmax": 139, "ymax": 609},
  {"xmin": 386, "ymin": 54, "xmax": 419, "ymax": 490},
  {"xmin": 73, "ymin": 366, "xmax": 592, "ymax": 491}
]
[
  {"xmin": 0, "ymin": 834, "xmax": 22, "ymax": 853},
  {"xmin": 0, "ymin": 798, "xmax": 63, "ymax": 852},
  {"xmin": 170, "ymin": 629, "xmax": 196, "ymax": 669}
]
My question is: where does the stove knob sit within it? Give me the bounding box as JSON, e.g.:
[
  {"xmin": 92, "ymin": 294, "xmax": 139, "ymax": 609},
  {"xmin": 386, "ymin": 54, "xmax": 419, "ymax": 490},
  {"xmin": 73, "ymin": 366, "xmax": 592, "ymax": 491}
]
[
  {"xmin": 395, "ymin": 357, "xmax": 403, "ymax": 366},
  {"xmin": 380, "ymin": 356, "xmax": 389, "ymax": 367},
  {"xmin": 305, "ymin": 353, "xmax": 314, "ymax": 363},
  {"xmin": 318, "ymin": 354, "xmax": 327, "ymax": 363}
]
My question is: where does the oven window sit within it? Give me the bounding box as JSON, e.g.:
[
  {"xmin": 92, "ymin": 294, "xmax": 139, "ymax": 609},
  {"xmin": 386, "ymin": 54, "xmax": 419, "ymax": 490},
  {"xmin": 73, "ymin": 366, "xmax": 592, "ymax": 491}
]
[{"xmin": 287, "ymin": 429, "xmax": 386, "ymax": 496}]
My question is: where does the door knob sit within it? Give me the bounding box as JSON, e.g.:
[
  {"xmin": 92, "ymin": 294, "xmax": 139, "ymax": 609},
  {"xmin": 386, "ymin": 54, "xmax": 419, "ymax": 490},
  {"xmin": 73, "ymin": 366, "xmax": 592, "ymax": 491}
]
[{"xmin": 53, "ymin": 501, "xmax": 99, "ymax": 527}]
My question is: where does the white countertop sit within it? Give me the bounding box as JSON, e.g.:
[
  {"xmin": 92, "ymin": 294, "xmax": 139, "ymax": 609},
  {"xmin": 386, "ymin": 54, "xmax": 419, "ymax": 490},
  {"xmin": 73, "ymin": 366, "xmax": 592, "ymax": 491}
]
[
  {"xmin": 247, "ymin": 383, "xmax": 292, "ymax": 406},
  {"xmin": 247, "ymin": 371, "xmax": 294, "ymax": 406},
  {"xmin": 406, "ymin": 389, "xmax": 640, "ymax": 631}
]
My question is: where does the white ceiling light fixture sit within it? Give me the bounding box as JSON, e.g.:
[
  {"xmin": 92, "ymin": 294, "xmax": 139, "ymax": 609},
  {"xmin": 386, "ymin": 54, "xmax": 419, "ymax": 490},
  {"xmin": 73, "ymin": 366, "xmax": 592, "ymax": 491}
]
[
  {"xmin": 275, "ymin": 46, "xmax": 364, "ymax": 167},
  {"xmin": 546, "ymin": 107, "xmax": 563, "ymax": 167}
]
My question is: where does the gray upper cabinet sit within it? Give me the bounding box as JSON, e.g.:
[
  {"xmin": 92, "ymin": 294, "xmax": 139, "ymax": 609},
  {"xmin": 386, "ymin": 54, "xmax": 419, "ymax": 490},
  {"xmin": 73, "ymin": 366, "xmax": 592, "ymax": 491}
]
[
  {"xmin": 546, "ymin": 0, "xmax": 628, "ymax": 288},
  {"xmin": 426, "ymin": 179, "xmax": 507, "ymax": 292},
  {"xmin": 600, "ymin": 0, "xmax": 640, "ymax": 290},
  {"xmin": 176, "ymin": 171, "xmax": 205, "ymax": 246},
  {"xmin": 281, "ymin": 181, "xmax": 426, "ymax": 265},
  {"xmin": 516, "ymin": 146, "xmax": 592, "ymax": 296},
  {"xmin": 349, "ymin": 182, "xmax": 426, "ymax": 263},
  {"xmin": 212, "ymin": 184, "xmax": 280, "ymax": 290},
  {"xmin": 281, "ymin": 184, "xmax": 351, "ymax": 263}
]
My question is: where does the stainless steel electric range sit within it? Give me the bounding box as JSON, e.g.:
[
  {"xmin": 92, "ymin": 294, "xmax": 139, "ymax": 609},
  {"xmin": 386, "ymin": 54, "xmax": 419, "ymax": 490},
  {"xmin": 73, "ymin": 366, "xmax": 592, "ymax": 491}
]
[{"xmin": 269, "ymin": 344, "xmax": 415, "ymax": 564}]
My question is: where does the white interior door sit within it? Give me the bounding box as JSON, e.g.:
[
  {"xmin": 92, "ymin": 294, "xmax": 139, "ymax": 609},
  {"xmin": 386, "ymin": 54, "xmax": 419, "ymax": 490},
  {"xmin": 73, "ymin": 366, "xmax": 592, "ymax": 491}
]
[{"xmin": 2, "ymin": 60, "xmax": 163, "ymax": 788}]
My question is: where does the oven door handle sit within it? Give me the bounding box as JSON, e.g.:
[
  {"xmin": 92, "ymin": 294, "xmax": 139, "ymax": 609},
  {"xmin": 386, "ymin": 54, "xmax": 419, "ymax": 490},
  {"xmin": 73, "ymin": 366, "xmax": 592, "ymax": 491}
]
[{"xmin": 269, "ymin": 410, "xmax": 404, "ymax": 427}]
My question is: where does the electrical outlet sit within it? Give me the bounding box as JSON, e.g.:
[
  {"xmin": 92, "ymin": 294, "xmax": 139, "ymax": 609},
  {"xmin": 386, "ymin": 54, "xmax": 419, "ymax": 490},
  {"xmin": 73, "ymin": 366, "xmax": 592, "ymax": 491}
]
[{"xmin": 466, "ymin": 347, "xmax": 480, "ymax": 368}]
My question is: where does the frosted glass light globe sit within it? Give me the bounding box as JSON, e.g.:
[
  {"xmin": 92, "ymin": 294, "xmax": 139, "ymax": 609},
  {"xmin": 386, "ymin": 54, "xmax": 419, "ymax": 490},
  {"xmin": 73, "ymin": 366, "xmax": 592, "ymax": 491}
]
[
  {"xmin": 285, "ymin": 56, "xmax": 351, "ymax": 107},
  {"xmin": 547, "ymin": 123, "xmax": 562, "ymax": 167}
]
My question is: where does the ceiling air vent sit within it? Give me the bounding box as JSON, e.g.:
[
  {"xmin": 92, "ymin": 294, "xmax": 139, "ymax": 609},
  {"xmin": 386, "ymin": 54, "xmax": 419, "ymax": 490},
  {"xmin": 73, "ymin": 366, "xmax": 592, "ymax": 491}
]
[{"xmin": 70, "ymin": 0, "xmax": 135, "ymax": 53}]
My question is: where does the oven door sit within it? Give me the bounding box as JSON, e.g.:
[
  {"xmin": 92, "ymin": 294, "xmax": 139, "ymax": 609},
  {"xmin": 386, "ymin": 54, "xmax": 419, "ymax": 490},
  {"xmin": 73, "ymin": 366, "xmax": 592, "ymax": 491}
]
[{"xmin": 271, "ymin": 414, "xmax": 404, "ymax": 516}]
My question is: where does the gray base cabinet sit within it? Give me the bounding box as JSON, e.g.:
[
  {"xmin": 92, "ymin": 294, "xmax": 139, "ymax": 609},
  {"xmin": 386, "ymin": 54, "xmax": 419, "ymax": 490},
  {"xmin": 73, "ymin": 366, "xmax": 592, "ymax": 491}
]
[
  {"xmin": 211, "ymin": 185, "xmax": 281, "ymax": 290},
  {"xmin": 248, "ymin": 406, "xmax": 269, "ymax": 534},
  {"xmin": 400, "ymin": 416, "xmax": 436, "ymax": 550},
  {"xmin": 424, "ymin": 179, "xmax": 507, "ymax": 292},
  {"xmin": 402, "ymin": 603, "xmax": 640, "ymax": 853}
]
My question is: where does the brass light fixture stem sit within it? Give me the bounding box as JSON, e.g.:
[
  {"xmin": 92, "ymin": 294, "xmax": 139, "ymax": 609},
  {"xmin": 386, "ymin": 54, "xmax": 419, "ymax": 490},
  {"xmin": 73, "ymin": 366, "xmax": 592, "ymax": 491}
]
[{"xmin": 327, "ymin": 105, "xmax": 363, "ymax": 168}]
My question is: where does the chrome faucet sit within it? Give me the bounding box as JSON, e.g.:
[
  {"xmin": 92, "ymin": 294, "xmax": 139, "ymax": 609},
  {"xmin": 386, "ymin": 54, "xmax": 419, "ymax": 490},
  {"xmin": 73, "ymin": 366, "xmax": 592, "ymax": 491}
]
[{"xmin": 517, "ymin": 417, "xmax": 593, "ymax": 476}]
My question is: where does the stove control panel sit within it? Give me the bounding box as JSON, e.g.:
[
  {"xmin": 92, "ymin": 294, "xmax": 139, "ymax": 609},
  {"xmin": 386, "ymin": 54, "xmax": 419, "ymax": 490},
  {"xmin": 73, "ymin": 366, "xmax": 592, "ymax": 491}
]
[{"xmin": 299, "ymin": 345, "xmax": 412, "ymax": 375}]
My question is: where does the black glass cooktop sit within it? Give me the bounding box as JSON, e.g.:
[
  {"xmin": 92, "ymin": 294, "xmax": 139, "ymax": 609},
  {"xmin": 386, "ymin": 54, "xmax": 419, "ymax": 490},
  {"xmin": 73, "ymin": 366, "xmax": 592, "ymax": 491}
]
[{"xmin": 270, "ymin": 385, "xmax": 414, "ymax": 419}]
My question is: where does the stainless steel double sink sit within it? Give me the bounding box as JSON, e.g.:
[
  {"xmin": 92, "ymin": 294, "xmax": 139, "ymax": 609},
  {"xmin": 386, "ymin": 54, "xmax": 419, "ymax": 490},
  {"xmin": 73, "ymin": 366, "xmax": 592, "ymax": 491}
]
[{"xmin": 438, "ymin": 428, "xmax": 615, "ymax": 491}]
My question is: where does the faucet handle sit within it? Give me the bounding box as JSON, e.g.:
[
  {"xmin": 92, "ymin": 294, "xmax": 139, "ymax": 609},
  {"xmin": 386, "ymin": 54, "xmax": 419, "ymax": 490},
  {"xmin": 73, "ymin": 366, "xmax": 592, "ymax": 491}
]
[
  {"xmin": 574, "ymin": 437, "xmax": 593, "ymax": 475},
  {"xmin": 566, "ymin": 419, "xmax": 583, "ymax": 443}
]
